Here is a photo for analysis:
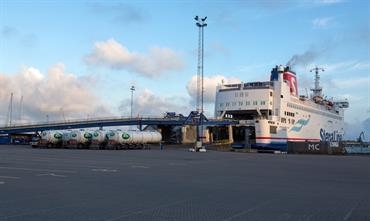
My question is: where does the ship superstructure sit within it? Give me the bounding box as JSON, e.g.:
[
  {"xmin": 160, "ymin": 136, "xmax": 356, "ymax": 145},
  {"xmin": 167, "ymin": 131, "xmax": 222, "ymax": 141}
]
[{"xmin": 214, "ymin": 65, "xmax": 349, "ymax": 150}]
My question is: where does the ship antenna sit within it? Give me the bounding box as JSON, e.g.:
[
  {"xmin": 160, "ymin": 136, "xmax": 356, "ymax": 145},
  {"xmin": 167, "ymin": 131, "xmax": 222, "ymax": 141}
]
[{"xmin": 310, "ymin": 66, "xmax": 324, "ymax": 97}]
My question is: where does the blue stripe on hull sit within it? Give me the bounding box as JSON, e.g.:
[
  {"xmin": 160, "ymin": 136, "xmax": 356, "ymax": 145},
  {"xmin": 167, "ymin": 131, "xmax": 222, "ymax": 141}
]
[{"xmin": 252, "ymin": 142, "xmax": 288, "ymax": 151}]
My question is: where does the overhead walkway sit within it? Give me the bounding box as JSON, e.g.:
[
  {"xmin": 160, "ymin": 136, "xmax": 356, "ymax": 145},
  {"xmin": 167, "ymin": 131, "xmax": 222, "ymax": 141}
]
[{"xmin": 0, "ymin": 114, "xmax": 237, "ymax": 134}]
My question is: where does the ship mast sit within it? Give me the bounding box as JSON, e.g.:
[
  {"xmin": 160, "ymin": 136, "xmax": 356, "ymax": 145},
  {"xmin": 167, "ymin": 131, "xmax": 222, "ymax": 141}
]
[{"xmin": 310, "ymin": 66, "xmax": 325, "ymax": 98}]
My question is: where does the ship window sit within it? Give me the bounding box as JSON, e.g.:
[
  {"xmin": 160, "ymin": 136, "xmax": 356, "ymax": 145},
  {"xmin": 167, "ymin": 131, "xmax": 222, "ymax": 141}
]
[
  {"xmin": 232, "ymin": 102, "xmax": 236, "ymax": 106},
  {"xmin": 253, "ymin": 101, "xmax": 258, "ymax": 105},
  {"xmin": 292, "ymin": 119, "xmax": 295, "ymax": 124},
  {"xmin": 245, "ymin": 92, "xmax": 249, "ymax": 97},
  {"xmin": 281, "ymin": 118, "xmax": 286, "ymax": 123},
  {"xmin": 270, "ymin": 126, "xmax": 277, "ymax": 134},
  {"xmin": 246, "ymin": 101, "xmax": 250, "ymax": 105},
  {"xmin": 270, "ymin": 92, "xmax": 273, "ymax": 96},
  {"xmin": 226, "ymin": 102, "xmax": 230, "ymax": 107},
  {"xmin": 260, "ymin": 101, "xmax": 266, "ymax": 105},
  {"xmin": 220, "ymin": 103, "xmax": 224, "ymax": 107},
  {"xmin": 235, "ymin": 92, "xmax": 238, "ymax": 97},
  {"xmin": 281, "ymin": 95, "xmax": 283, "ymax": 98},
  {"xmin": 240, "ymin": 92, "xmax": 244, "ymax": 97},
  {"xmin": 238, "ymin": 101, "xmax": 243, "ymax": 106}
]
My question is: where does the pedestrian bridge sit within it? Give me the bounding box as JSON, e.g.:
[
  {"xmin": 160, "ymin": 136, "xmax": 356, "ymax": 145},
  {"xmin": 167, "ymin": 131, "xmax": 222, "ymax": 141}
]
[{"xmin": 0, "ymin": 114, "xmax": 237, "ymax": 134}]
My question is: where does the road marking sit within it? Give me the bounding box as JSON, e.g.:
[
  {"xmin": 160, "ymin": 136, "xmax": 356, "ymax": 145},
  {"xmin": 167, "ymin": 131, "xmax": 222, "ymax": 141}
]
[
  {"xmin": 0, "ymin": 166, "xmax": 76, "ymax": 174},
  {"xmin": 221, "ymin": 199, "xmax": 274, "ymax": 221},
  {"xmin": 36, "ymin": 173, "xmax": 67, "ymax": 178},
  {"xmin": 343, "ymin": 206, "xmax": 356, "ymax": 220},
  {"xmin": 91, "ymin": 169, "xmax": 118, "ymax": 173},
  {"xmin": 168, "ymin": 162, "xmax": 187, "ymax": 166},
  {"xmin": 0, "ymin": 176, "xmax": 20, "ymax": 179},
  {"xmin": 131, "ymin": 165, "xmax": 149, "ymax": 169},
  {"xmin": 104, "ymin": 198, "xmax": 190, "ymax": 221}
]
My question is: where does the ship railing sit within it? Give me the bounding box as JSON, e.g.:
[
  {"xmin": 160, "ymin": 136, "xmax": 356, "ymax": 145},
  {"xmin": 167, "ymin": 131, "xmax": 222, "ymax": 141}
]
[
  {"xmin": 1, "ymin": 115, "xmax": 166, "ymax": 128},
  {"xmin": 219, "ymin": 81, "xmax": 273, "ymax": 91},
  {"xmin": 243, "ymin": 81, "xmax": 273, "ymax": 89}
]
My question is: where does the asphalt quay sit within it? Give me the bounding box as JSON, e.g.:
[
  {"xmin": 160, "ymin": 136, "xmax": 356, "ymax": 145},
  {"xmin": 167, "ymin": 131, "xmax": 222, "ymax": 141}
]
[{"xmin": 0, "ymin": 145, "xmax": 369, "ymax": 221}]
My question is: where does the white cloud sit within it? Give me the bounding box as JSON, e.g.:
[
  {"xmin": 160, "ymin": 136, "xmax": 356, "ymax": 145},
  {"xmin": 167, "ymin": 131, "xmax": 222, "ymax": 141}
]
[
  {"xmin": 332, "ymin": 76, "xmax": 370, "ymax": 89},
  {"xmin": 314, "ymin": 0, "xmax": 344, "ymax": 5},
  {"xmin": 351, "ymin": 62, "xmax": 370, "ymax": 70},
  {"xmin": 344, "ymin": 117, "xmax": 370, "ymax": 140},
  {"xmin": 322, "ymin": 60, "xmax": 370, "ymax": 72},
  {"xmin": 312, "ymin": 17, "xmax": 334, "ymax": 29},
  {"xmin": 0, "ymin": 64, "xmax": 111, "ymax": 125},
  {"xmin": 84, "ymin": 38, "xmax": 185, "ymax": 78},
  {"xmin": 118, "ymin": 89, "xmax": 190, "ymax": 117},
  {"xmin": 186, "ymin": 75, "xmax": 241, "ymax": 104}
]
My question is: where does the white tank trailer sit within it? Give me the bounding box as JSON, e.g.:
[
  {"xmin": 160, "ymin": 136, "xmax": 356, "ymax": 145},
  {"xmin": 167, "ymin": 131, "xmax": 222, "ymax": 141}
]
[
  {"xmin": 39, "ymin": 130, "xmax": 63, "ymax": 148},
  {"xmin": 105, "ymin": 130, "xmax": 162, "ymax": 149},
  {"xmin": 106, "ymin": 130, "xmax": 123, "ymax": 149},
  {"xmin": 64, "ymin": 130, "xmax": 93, "ymax": 149},
  {"xmin": 90, "ymin": 130, "xmax": 108, "ymax": 149},
  {"xmin": 120, "ymin": 131, "xmax": 162, "ymax": 146},
  {"xmin": 34, "ymin": 129, "xmax": 162, "ymax": 150}
]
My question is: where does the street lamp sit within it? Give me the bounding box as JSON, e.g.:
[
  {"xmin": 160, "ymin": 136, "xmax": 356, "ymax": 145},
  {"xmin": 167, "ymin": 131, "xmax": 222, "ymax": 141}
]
[{"xmin": 130, "ymin": 86, "xmax": 135, "ymax": 118}]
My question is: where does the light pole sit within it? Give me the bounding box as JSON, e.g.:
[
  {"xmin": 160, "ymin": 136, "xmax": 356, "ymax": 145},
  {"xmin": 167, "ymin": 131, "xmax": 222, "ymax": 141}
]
[
  {"xmin": 130, "ymin": 85, "xmax": 135, "ymax": 118},
  {"xmin": 194, "ymin": 16, "xmax": 207, "ymax": 152},
  {"xmin": 194, "ymin": 16, "xmax": 207, "ymax": 114}
]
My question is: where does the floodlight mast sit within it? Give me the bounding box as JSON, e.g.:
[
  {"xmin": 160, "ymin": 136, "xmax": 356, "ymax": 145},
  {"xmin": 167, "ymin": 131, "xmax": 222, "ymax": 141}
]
[
  {"xmin": 194, "ymin": 16, "xmax": 207, "ymax": 114},
  {"xmin": 194, "ymin": 15, "xmax": 207, "ymax": 151},
  {"xmin": 130, "ymin": 85, "xmax": 135, "ymax": 118}
]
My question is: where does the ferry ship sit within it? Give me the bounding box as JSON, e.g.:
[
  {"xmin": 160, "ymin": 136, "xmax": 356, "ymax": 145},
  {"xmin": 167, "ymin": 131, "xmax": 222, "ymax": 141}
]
[{"xmin": 214, "ymin": 65, "xmax": 349, "ymax": 150}]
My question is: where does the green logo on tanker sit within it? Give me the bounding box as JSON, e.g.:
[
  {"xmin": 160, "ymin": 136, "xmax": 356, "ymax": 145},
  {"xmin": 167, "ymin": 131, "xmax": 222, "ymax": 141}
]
[
  {"xmin": 54, "ymin": 133, "xmax": 62, "ymax": 139},
  {"xmin": 122, "ymin": 133, "xmax": 130, "ymax": 140},
  {"xmin": 93, "ymin": 132, "xmax": 99, "ymax": 137},
  {"xmin": 84, "ymin": 133, "xmax": 92, "ymax": 139}
]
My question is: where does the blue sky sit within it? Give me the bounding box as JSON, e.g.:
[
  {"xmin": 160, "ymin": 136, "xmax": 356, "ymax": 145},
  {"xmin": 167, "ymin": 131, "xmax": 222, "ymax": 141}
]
[{"xmin": 0, "ymin": 0, "xmax": 369, "ymax": 139}]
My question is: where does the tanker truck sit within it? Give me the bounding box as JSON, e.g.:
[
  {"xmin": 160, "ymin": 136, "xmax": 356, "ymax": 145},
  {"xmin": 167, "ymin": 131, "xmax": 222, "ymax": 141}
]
[
  {"xmin": 120, "ymin": 130, "xmax": 162, "ymax": 149},
  {"xmin": 106, "ymin": 130, "xmax": 124, "ymax": 150},
  {"xmin": 64, "ymin": 130, "xmax": 93, "ymax": 149},
  {"xmin": 90, "ymin": 130, "xmax": 108, "ymax": 149},
  {"xmin": 39, "ymin": 130, "xmax": 63, "ymax": 148}
]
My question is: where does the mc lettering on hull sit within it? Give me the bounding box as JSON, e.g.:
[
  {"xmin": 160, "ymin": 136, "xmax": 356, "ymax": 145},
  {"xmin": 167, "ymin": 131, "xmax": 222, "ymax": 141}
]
[{"xmin": 308, "ymin": 143, "xmax": 320, "ymax": 151}]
